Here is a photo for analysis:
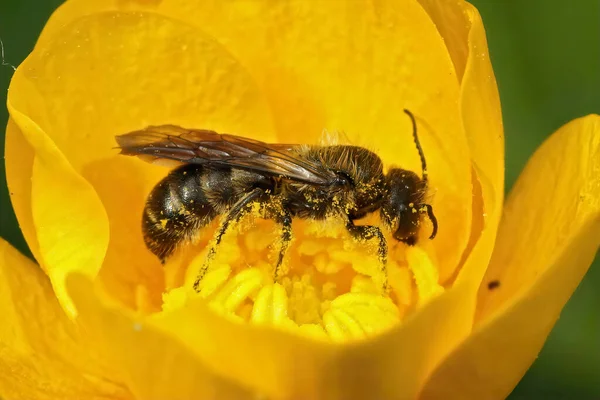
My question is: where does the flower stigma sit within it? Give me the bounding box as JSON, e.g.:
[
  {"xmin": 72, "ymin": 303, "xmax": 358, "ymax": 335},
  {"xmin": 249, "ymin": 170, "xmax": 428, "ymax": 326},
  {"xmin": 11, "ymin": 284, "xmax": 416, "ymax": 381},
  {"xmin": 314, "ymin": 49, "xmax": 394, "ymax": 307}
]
[{"xmin": 161, "ymin": 209, "xmax": 443, "ymax": 342}]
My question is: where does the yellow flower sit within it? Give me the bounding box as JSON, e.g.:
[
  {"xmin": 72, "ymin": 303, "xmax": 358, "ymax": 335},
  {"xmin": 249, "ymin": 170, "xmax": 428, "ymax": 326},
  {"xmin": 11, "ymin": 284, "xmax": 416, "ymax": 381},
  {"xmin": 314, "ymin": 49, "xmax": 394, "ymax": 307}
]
[{"xmin": 3, "ymin": 0, "xmax": 599, "ymax": 398}]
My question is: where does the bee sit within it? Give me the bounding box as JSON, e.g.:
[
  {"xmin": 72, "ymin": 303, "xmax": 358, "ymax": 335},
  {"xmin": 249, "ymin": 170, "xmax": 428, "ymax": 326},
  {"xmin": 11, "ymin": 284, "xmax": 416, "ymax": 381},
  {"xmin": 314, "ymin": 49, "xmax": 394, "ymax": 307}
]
[{"xmin": 116, "ymin": 109, "xmax": 438, "ymax": 292}]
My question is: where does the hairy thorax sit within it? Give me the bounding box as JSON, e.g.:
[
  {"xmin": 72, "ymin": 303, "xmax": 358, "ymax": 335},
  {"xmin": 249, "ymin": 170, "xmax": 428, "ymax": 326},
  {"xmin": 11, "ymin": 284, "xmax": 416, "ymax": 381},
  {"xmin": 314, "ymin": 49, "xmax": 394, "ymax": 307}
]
[{"xmin": 283, "ymin": 145, "xmax": 387, "ymax": 219}]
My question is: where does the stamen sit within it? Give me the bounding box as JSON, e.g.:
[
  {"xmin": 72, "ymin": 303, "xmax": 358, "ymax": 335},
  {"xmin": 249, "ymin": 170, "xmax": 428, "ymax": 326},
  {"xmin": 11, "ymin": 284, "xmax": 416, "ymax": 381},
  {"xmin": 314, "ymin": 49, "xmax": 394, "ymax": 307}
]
[
  {"xmin": 324, "ymin": 308, "xmax": 366, "ymax": 341},
  {"xmin": 211, "ymin": 268, "xmax": 267, "ymax": 314},
  {"xmin": 195, "ymin": 266, "xmax": 232, "ymax": 299},
  {"xmin": 350, "ymin": 275, "xmax": 379, "ymax": 294},
  {"xmin": 159, "ymin": 219, "xmax": 445, "ymax": 342},
  {"xmin": 406, "ymin": 246, "xmax": 443, "ymax": 306},
  {"xmin": 388, "ymin": 266, "xmax": 414, "ymax": 307},
  {"xmin": 286, "ymin": 275, "xmax": 323, "ymax": 324},
  {"xmin": 251, "ymin": 283, "xmax": 290, "ymax": 325}
]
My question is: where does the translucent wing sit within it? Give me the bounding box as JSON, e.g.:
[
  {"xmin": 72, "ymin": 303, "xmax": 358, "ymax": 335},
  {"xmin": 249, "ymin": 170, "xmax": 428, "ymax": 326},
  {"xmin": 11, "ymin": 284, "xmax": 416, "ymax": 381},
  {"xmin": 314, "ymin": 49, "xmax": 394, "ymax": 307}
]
[{"xmin": 115, "ymin": 125, "xmax": 336, "ymax": 185}]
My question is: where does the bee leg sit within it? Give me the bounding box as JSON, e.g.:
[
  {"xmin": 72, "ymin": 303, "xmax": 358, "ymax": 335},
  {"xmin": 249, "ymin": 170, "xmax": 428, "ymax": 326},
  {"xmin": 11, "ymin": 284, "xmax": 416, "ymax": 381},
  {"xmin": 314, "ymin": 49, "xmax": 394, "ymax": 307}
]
[
  {"xmin": 420, "ymin": 203, "xmax": 438, "ymax": 239},
  {"xmin": 345, "ymin": 220, "xmax": 389, "ymax": 292},
  {"xmin": 193, "ymin": 187, "xmax": 265, "ymax": 292},
  {"xmin": 274, "ymin": 210, "xmax": 293, "ymax": 282}
]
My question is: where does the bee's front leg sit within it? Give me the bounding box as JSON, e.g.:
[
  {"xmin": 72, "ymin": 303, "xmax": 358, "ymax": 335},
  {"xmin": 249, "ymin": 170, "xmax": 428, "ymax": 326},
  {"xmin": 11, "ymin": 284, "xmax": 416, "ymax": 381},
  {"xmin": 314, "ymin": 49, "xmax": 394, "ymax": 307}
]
[{"xmin": 345, "ymin": 219, "xmax": 389, "ymax": 292}]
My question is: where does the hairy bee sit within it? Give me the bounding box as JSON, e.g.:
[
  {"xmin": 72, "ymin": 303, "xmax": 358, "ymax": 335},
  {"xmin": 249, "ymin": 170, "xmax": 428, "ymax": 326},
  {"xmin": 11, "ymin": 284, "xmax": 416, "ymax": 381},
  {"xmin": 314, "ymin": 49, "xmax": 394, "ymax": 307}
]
[{"xmin": 116, "ymin": 109, "xmax": 438, "ymax": 291}]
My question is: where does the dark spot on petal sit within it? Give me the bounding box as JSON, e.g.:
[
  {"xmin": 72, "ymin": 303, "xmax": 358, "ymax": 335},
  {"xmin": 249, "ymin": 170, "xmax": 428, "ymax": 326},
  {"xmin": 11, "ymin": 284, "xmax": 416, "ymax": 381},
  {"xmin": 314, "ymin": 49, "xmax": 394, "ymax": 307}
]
[{"xmin": 487, "ymin": 280, "xmax": 500, "ymax": 290}]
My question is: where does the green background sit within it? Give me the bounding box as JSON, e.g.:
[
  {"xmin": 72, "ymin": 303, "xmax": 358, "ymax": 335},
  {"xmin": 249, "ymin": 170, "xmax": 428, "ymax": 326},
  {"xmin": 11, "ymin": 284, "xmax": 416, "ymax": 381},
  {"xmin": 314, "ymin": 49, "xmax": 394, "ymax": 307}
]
[{"xmin": 0, "ymin": 1, "xmax": 598, "ymax": 398}]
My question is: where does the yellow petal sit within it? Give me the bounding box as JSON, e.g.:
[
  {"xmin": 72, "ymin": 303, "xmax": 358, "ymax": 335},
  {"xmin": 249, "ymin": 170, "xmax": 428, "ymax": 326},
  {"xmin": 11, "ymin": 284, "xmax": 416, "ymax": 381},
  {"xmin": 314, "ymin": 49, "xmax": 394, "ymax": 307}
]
[
  {"xmin": 419, "ymin": 0, "xmax": 504, "ymax": 193},
  {"xmin": 66, "ymin": 273, "xmax": 254, "ymax": 399},
  {"xmin": 5, "ymin": 119, "xmax": 40, "ymax": 261},
  {"xmin": 420, "ymin": 0, "xmax": 505, "ymax": 279},
  {"xmin": 153, "ymin": 281, "xmax": 495, "ymax": 400},
  {"xmin": 479, "ymin": 114, "xmax": 600, "ymax": 318},
  {"xmin": 420, "ymin": 115, "xmax": 600, "ymax": 399},
  {"xmin": 384, "ymin": 5, "xmax": 505, "ymax": 395},
  {"xmin": 418, "ymin": 0, "xmax": 470, "ymax": 81},
  {"xmin": 8, "ymin": 11, "xmax": 276, "ymax": 311},
  {"xmin": 0, "ymin": 238, "xmax": 128, "ymax": 399},
  {"xmin": 6, "ymin": 94, "xmax": 109, "ymax": 318},
  {"xmin": 150, "ymin": 295, "xmax": 339, "ymax": 399},
  {"xmin": 36, "ymin": 0, "xmax": 474, "ymax": 284}
]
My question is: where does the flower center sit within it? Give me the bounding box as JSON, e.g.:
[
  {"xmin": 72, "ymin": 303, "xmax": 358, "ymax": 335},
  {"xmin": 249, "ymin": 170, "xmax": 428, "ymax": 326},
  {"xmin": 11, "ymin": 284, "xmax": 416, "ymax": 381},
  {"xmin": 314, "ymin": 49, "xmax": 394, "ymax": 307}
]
[{"xmin": 161, "ymin": 216, "xmax": 443, "ymax": 342}]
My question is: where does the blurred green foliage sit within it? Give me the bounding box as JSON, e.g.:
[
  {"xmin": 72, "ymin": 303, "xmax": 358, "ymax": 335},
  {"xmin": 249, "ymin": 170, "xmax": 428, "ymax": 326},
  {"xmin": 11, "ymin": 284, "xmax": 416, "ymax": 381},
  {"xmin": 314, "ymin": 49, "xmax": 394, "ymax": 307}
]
[
  {"xmin": 470, "ymin": 1, "xmax": 600, "ymax": 398},
  {"xmin": 0, "ymin": 1, "xmax": 598, "ymax": 398}
]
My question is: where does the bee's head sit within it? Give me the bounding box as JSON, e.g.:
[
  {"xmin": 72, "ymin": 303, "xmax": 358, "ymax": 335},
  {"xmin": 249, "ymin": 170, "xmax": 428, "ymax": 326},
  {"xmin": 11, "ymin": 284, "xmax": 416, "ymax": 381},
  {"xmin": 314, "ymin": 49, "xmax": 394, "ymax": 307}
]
[{"xmin": 381, "ymin": 168, "xmax": 437, "ymax": 245}]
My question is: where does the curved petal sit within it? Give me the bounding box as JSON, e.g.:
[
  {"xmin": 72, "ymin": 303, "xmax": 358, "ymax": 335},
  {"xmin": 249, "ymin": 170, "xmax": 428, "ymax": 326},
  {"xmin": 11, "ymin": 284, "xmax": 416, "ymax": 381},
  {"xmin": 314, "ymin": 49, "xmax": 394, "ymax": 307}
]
[
  {"xmin": 152, "ymin": 285, "xmax": 486, "ymax": 399},
  {"xmin": 478, "ymin": 114, "xmax": 600, "ymax": 319},
  {"xmin": 419, "ymin": 0, "xmax": 505, "ymax": 282},
  {"xmin": 431, "ymin": 0, "xmax": 507, "ymax": 372},
  {"xmin": 0, "ymin": 238, "xmax": 129, "ymax": 399},
  {"xmin": 67, "ymin": 274, "xmax": 254, "ymax": 399},
  {"xmin": 390, "ymin": 5, "xmax": 506, "ymax": 394},
  {"xmin": 419, "ymin": 115, "xmax": 600, "ymax": 399},
  {"xmin": 5, "ymin": 119, "xmax": 40, "ymax": 261},
  {"xmin": 8, "ymin": 11, "xmax": 276, "ymax": 310},
  {"xmin": 393, "ymin": 3, "xmax": 506, "ymax": 395},
  {"xmin": 34, "ymin": 0, "xmax": 473, "ymax": 284},
  {"xmin": 7, "ymin": 93, "xmax": 109, "ymax": 318},
  {"xmin": 418, "ymin": 0, "xmax": 471, "ymax": 81}
]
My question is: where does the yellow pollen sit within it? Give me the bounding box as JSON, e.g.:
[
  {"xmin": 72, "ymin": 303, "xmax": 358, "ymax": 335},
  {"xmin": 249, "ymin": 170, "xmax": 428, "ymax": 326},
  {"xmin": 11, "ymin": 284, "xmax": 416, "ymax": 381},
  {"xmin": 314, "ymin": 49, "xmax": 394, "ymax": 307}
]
[{"xmin": 161, "ymin": 217, "xmax": 443, "ymax": 342}]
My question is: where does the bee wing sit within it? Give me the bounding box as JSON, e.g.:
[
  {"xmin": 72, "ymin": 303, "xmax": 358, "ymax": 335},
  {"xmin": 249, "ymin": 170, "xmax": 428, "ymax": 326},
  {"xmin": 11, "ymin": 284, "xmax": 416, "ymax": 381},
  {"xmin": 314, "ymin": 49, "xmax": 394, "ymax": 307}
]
[{"xmin": 116, "ymin": 125, "xmax": 336, "ymax": 185}]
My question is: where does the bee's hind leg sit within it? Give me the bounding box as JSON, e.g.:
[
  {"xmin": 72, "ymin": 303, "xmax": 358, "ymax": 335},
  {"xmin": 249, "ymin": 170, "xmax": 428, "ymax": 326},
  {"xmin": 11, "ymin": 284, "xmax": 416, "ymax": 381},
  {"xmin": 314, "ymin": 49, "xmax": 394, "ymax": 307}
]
[
  {"xmin": 193, "ymin": 187, "xmax": 265, "ymax": 292},
  {"xmin": 273, "ymin": 210, "xmax": 292, "ymax": 282},
  {"xmin": 345, "ymin": 219, "xmax": 389, "ymax": 292}
]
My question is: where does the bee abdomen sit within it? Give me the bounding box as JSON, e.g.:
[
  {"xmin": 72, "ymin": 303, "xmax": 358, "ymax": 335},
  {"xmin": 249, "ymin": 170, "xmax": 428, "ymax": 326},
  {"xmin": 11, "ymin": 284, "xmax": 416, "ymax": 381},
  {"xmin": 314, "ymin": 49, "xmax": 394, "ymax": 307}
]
[{"xmin": 143, "ymin": 164, "xmax": 217, "ymax": 261}]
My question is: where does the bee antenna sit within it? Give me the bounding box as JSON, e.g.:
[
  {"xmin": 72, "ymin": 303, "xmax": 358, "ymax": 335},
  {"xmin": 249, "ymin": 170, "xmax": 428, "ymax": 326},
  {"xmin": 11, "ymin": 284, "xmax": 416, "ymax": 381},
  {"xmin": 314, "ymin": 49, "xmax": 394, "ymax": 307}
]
[{"xmin": 403, "ymin": 109, "xmax": 427, "ymax": 184}]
